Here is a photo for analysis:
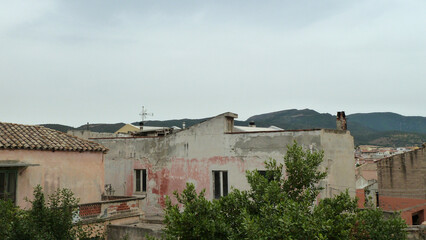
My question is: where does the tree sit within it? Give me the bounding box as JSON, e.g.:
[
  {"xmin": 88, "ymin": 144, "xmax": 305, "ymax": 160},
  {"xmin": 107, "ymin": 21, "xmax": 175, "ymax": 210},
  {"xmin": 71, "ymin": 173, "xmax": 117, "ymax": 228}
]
[
  {"xmin": 161, "ymin": 141, "xmax": 407, "ymax": 240},
  {"xmin": 0, "ymin": 199, "xmax": 18, "ymax": 239},
  {"xmin": 0, "ymin": 185, "xmax": 102, "ymax": 240},
  {"xmin": 163, "ymin": 185, "xmax": 229, "ymax": 240}
]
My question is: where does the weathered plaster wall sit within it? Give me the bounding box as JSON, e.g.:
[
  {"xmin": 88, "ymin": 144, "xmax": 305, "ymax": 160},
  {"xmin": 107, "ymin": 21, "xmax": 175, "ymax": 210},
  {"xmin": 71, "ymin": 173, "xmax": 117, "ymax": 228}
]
[
  {"xmin": 377, "ymin": 144, "xmax": 426, "ymax": 224},
  {"xmin": 355, "ymin": 163, "xmax": 378, "ymax": 181},
  {"xmin": 320, "ymin": 129, "xmax": 356, "ymax": 197},
  {"xmin": 96, "ymin": 114, "xmax": 356, "ymax": 216},
  {"xmin": 107, "ymin": 224, "xmax": 163, "ymax": 240},
  {"xmin": 67, "ymin": 130, "xmax": 122, "ymax": 140},
  {"xmin": 377, "ymin": 145, "xmax": 425, "ymax": 199},
  {"xmin": 0, "ymin": 149, "xmax": 104, "ymax": 208}
]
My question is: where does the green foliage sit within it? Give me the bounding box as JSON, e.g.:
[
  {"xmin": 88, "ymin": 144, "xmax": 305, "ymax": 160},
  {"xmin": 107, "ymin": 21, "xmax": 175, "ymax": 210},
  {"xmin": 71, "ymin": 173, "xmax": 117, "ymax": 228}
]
[
  {"xmin": 160, "ymin": 141, "xmax": 407, "ymax": 240},
  {"xmin": 352, "ymin": 209, "xmax": 407, "ymax": 240},
  {"xmin": 0, "ymin": 200, "xmax": 18, "ymax": 239},
  {"xmin": 314, "ymin": 190, "xmax": 359, "ymax": 239},
  {"xmin": 163, "ymin": 184, "xmax": 229, "ymax": 239},
  {"xmin": 281, "ymin": 143, "xmax": 327, "ymax": 203},
  {"xmin": 0, "ymin": 185, "xmax": 102, "ymax": 240}
]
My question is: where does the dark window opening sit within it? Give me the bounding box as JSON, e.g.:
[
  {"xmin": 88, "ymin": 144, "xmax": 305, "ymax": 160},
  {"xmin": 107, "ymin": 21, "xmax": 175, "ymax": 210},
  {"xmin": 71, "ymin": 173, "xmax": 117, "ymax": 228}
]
[
  {"xmin": 222, "ymin": 172, "xmax": 228, "ymax": 196},
  {"xmin": 375, "ymin": 192, "xmax": 379, "ymax": 207},
  {"xmin": 135, "ymin": 169, "xmax": 147, "ymax": 193},
  {"xmin": 412, "ymin": 210, "xmax": 424, "ymax": 225},
  {"xmin": 214, "ymin": 171, "xmax": 221, "ymax": 199},
  {"xmin": 0, "ymin": 170, "xmax": 17, "ymax": 204},
  {"xmin": 258, "ymin": 170, "xmax": 274, "ymax": 182},
  {"xmin": 142, "ymin": 169, "xmax": 147, "ymax": 192},
  {"xmin": 136, "ymin": 170, "xmax": 141, "ymax": 192},
  {"xmin": 213, "ymin": 171, "xmax": 228, "ymax": 199}
]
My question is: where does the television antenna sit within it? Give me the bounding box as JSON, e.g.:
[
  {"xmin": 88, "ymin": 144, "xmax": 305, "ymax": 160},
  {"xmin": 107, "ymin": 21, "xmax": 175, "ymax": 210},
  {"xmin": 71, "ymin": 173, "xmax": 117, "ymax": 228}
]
[{"xmin": 139, "ymin": 106, "xmax": 153, "ymax": 122}]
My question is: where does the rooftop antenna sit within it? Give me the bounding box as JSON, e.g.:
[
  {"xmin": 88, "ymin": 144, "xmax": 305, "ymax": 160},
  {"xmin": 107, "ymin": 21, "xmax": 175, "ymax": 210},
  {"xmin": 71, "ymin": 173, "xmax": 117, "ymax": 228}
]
[{"xmin": 139, "ymin": 106, "xmax": 153, "ymax": 123}]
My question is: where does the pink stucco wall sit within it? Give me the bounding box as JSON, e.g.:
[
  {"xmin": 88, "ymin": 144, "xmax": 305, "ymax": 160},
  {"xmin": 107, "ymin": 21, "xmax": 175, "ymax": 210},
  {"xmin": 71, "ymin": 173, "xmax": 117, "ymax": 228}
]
[
  {"xmin": 0, "ymin": 149, "xmax": 104, "ymax": 208},
  {"xmin": 131, "ymin": 156, "xmax": 263, "ymax": 214}
]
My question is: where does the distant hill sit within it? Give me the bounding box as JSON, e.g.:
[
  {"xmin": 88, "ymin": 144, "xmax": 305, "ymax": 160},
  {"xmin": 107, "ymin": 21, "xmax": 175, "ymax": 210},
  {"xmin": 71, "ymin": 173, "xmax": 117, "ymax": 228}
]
[
  {"xmin": 40, "ymin": 109, "xmax": 426, "ymax": 147},
  {"xmin": 238, "ymin": 109, "xmax": 426, "ymax": 147},
  {"xmin": 354, "ymin": 130, "xmax": 426, "ymax": 147},
  {"xmin": 246, "ymin": 109, "xmax": 335, "ymax": 129},
  {"xmin": 40, "ymin": 123, "xmax": 126, "ymax": 133},
  {"xmin": 40, "ymin": 124, "xmax": 76, "ymax": 133},
  {"xmin": 348, "ymin": 112, "xmax": 426, "ymax": 134},
  {"xmin": 75, "ymin": 123, "xmax": 126, "ymax": 133}
]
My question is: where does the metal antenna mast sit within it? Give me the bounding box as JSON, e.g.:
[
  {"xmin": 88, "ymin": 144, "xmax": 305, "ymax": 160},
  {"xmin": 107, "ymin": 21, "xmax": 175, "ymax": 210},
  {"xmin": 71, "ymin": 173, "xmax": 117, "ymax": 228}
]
[{"xmin": 139, "ymin": 106, "xmax": 153, "ymax": 123}]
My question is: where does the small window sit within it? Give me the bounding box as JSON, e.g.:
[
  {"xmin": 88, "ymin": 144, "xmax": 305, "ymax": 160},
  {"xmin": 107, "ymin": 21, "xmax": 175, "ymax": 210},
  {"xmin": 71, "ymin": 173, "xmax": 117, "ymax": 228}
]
[
  {"xmin": 376, "ymin": 192, "xmax": 379, "ymax": 207},
  {"xmin": 213, "ymin": 171, "xmax": 228, "ymax": 199},
  {"xmin": 0, "ymin": 170, "xmax": 17, "ymax": 204},
  {"xmin": 258, "ymin": 170, "xmax": 274, "ymax": 182},
  {"xmin": 412, "ymin": 210, "xmax": 424, "ymax": 225},
  {"xmin": 258, "ymin": 170, "xmax": 267, "ymax": 177},
  {"xmin": 134, "ymin": 169, "xmax": 147, "ymax": 193}
]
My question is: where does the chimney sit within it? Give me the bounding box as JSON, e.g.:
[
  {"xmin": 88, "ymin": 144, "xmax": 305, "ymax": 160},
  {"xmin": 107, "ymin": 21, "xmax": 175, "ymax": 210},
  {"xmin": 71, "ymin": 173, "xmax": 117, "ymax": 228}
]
[
  {"xmin": 139, "ymin": 121, "xmax": 144, "ymax": 131},
  {"xmin": 249, "ymin": 121, "xmax": 256, "ymax": 128},
  {"xmin": 336, "ymin": 111, "xmax": 347, "ymax": 130}
]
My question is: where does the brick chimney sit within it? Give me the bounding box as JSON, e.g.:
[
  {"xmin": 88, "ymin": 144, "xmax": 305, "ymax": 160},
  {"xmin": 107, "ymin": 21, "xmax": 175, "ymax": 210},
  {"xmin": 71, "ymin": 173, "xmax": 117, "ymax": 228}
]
[{"xmin": 336, "ymin": 111, "xmax": 347, "ymax": 130}]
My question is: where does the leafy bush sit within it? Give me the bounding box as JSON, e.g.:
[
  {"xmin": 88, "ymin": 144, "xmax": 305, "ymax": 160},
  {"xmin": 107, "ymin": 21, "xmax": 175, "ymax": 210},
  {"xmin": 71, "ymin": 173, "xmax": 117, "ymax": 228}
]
[{"xmin": 0, "ymin": 186, "xmax": 102, "ymax": 240}]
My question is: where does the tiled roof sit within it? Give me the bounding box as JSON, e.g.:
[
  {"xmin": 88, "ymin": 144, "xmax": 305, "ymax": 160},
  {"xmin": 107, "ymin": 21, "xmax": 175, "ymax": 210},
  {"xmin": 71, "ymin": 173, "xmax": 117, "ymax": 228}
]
[{"xmin": 0, "ymin": 122, "xmax": 108, "ymax": 153}]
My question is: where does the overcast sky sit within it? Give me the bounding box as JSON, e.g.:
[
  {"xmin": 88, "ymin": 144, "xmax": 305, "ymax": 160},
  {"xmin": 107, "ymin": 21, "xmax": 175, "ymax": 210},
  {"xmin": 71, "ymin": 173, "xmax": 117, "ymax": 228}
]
[{"xmin": 1, "ymin": 0, "xmax": 425, "ymax": 127}]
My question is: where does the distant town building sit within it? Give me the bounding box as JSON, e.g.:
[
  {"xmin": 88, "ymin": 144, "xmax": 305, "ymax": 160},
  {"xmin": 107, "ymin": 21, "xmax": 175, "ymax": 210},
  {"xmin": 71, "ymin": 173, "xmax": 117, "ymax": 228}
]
[
  {"xmin": 115, "ymin": 124, "xmax": 140, "ymax": 134},
  {"xmin": 355, "ymin": 163, "xmax": 378, "ymax": 208},
  {"xmin": 376, "ymin": 143, "xmax": 426, "ymax": 225},
  {"xmin": 355, "ymin": 145, "xmax": 417, "ymax": 165}
]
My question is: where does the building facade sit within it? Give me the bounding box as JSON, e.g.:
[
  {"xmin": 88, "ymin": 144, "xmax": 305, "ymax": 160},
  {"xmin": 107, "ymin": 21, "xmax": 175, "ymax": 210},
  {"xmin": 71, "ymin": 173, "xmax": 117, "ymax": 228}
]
[
  {"xmin": 92, "ymin": 112, "xmax": 356, "ymax": 216},
  {"xmin": 0, "ymin": 122, "xmax": 107, "ymax": 208},
  {"xmin": 377, "ymin": 143, "xmax": 426, "ymax": 225}
]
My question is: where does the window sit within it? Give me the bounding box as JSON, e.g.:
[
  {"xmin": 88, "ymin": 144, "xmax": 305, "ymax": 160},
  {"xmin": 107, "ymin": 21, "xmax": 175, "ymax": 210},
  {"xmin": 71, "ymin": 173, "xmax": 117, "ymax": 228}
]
[
  {"xmin": 412, "ymin": 210, "xmax": 424, "ymax": 225},
  {"xmin": 134, "ymin": 169, "xmax": 147, "ymax": 193},
  {"xmin": 0, "ymin": 169, "xmax": 17, "ymax": 204},
  {"xmin": 213, "ymin": 171, "xmax": 228, "ymax": 199},
  {"xmin": 376, "ymin": 191, "xmax": 379, "ymax": 207},
  {"xmin": 258, "ymin": 170, "xmax": 274, "ymax": 182},
  {"xmin": 258, "ymin": 170, "xmax": 267, "ymax": 177}
]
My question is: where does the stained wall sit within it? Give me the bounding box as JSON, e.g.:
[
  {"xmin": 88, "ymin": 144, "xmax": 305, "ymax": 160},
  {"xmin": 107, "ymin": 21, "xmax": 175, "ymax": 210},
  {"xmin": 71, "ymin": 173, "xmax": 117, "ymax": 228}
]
[
  {"xmin": 377, "ymin": 144, "xmax": 426, "ymax": 225},
  {"xmin": 0, "ymin": 149, "xmax": 105, "ymax": 208},
  {"xmin": 95, "ymin": 113, "xmax": 356, "ymax": 215}
]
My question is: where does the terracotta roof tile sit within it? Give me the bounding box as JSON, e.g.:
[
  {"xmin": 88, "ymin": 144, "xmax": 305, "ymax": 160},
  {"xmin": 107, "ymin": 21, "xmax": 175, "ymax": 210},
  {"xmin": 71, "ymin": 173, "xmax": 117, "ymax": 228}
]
[{"xmin": 0, "ymin": 122, "xmax": 108, "ymax": 153}]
